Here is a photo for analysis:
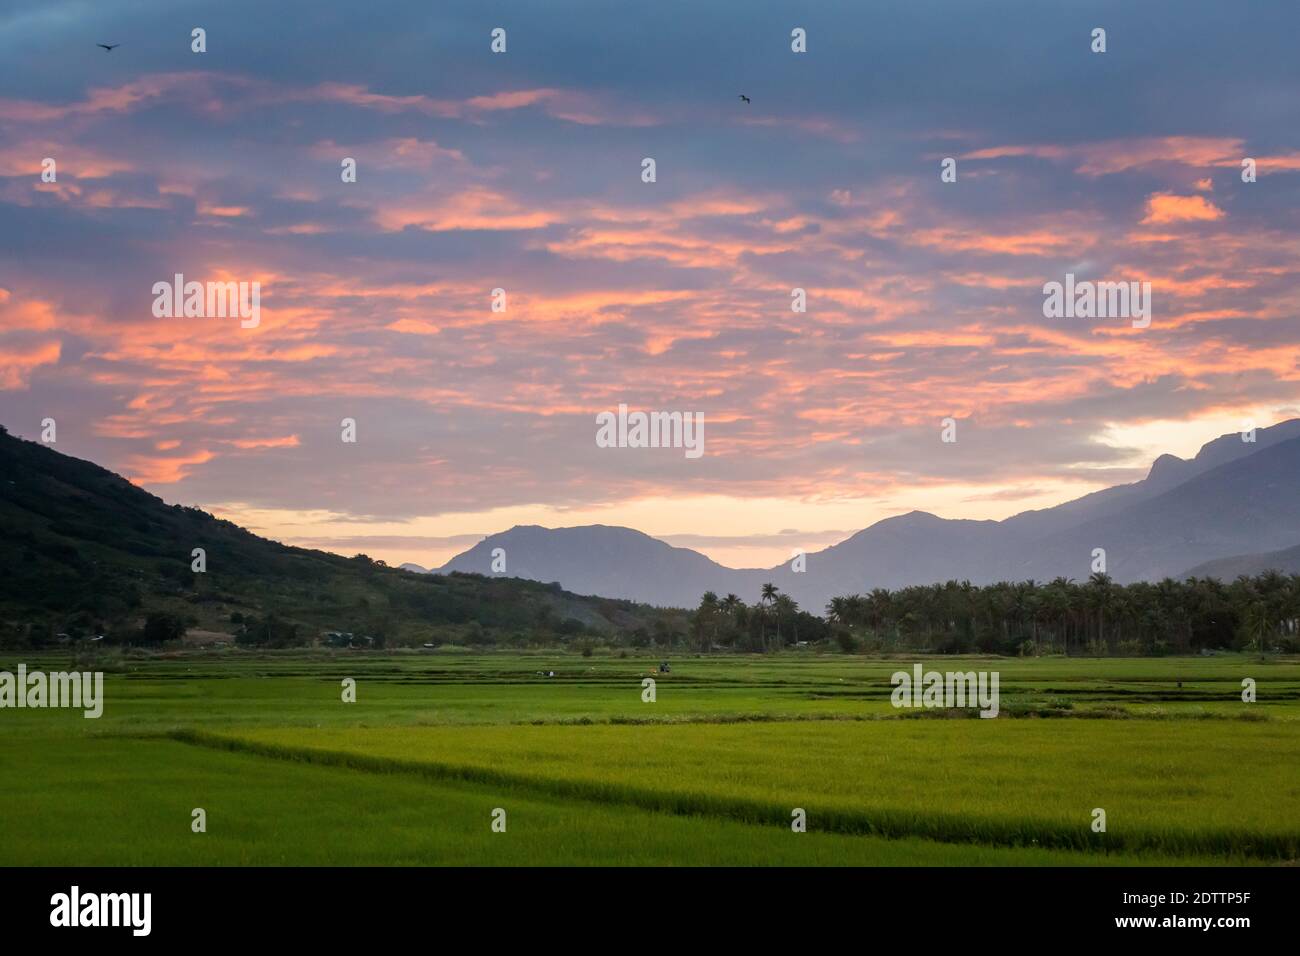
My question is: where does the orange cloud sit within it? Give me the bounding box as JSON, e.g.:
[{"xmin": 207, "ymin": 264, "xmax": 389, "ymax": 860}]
[
  {"xmin": 0, "ymin": 340, "xmax": 61, "ymax": 389},
  {"xmin": 466, "ymin": 89, "xmax": 558, "ymax": 110},
  {"xmin": 227, "ymin": 435, "xmax": 301, "ymax": 449},
  {"xmin": 0, "ymin": 73, "xmax": 250, "ymax": 122},
  {"xmin": 964, "ymin": 136, "xmax": 1244, "ymax": 176},
  {"xmin": 371, "ymin": 187, "xmax": 558, "ymax": 232},
  {"xmin": 1141, "ymin": 193, "xmax": 1225, "ymax": 225},
  {"xmin": 125, "ymin": 449, "xmax": 216, "ymax": 484},
  {"xmin": 0, "ymin": 142, "xmax": 135, "ymax": 178},
  {"xmin": 197, "ymin": 202, "xmax": 251, "ymax": 218}
]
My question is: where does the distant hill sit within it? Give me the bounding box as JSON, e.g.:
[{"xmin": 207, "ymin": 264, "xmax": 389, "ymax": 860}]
[
  {"xmin": 434, "ymin": 421, "xmax": 1300, "ymax": 611},
  {"xmin": 1183, "ymin": 544, "xmax": 1300, "ymax": 580},
  {"xmin": 438, "ymin": 524, "xmax": 754, "ymax": 608},
  {"xmin": 0, "ymin": 426, "xmax": 683, "ymax": 645}
]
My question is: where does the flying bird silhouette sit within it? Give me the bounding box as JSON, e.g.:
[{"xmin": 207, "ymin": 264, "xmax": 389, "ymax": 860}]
[
  {"xmin": 738, "ymin": 94, "xmax": 751, "ymax": 104},
  {"xmin": 97, "ymin": 43, "xmax": 120, "ymax": 52}
]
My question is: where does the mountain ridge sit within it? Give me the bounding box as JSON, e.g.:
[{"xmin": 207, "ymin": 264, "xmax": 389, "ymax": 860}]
[{"xmin": 435, "ymin": 421, "xmax": 1300, "ymax": 609}]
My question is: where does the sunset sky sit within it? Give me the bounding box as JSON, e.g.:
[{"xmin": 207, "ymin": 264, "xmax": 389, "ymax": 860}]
[{"xmin": 2, "ymin": 0, "xmax": 1299, "ymax": 569}]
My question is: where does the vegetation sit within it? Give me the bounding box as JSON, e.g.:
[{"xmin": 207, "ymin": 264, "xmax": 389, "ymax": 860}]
[
  {"xmin": 216, "ymin": 718, "xmax": 1299, "ymax": 858},
  {"xmin": 820, "ymin": 574, "xmax": 1300, "ymax": 656},
  {"xmin": 5, "ymin": 737, "xmax": 1203, "ymax": 867},
  {"xmin": 686, "ymin": 572, "xmax": 1300, "ymax": 657},
  {"xmin": 3, "ymin": 651, "xmax": 1295, "ymax": 865},
  {"xmin": 690, "ymin": 587, "xmax": 829, "ymax": 652},
  {"xmin": 0, "ymin": 428, "xmax": 687, "ymax": 649}
]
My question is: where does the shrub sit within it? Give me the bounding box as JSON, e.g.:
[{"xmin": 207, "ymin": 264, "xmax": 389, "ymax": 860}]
[{"xmin": 142, "ymin": 612, "xmax": 187, "ymax": 645}]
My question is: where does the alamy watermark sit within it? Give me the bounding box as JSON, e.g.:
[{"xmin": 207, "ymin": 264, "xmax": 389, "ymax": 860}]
[
  {"xmin": 151, "ymin": 273, "xmax": 260, "ymax": 328},
  {"xmin": 0, "ymin": 665, "xmax": 103, "ymax": 718},
  {"xmin": 50, "ymin": 886, "xmax": 150, "ymax": 936},
  {"xmin": 1043, "ymin": 273, "xmax": 1151, "ymax": 328},
  {"xmin": 891, "ymin": 664, "xmax": 999, "ymax": 718},
  {"xmin": 595, "ymin": 403, "xmax": 704, "ymax": 459}
]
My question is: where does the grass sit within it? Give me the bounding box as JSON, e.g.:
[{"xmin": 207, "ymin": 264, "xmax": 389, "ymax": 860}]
[
  {"xmin": 0, "ymin": 736, "xmax": 1212, "ymax": 867},
  {"xmin": 1, "ymin": 650, "xmax": 1296, "ymax": 865},
  {"xmin": 198, "ymin": 719, "xmax": 1300, "ymax": 859}
]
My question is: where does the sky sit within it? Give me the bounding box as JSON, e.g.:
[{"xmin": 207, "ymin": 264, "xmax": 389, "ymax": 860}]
[{"xmin": 2, "ymin": 0, "xmax": 1299, "ymax": 570}]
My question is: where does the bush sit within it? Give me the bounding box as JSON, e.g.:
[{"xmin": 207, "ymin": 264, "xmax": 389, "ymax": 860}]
[{"xmin": 142, "ymin": 612, "xmax": 187, "ymax": 645}]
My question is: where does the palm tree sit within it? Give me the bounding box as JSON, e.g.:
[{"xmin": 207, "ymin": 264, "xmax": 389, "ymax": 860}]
[
  {"xmin": 866, "ymin": 589, "xmax": 891, "ymax": 642},
  {"xmin": 774, "ymin": 594, "xmax": 798, "ymax": 647},
  {"xmin": 1243, "ymin": 599, "xmax": 1268, "ymax": 653},
  {"xmin": 1085, "ymin": 572, "xmax": 1114, "ymax": 651},
  {"xmin": 695, "ymin": 591, "xmax": 720, "ymax": 652},
  {"xmin": 759, "ymin": 583, "xmax": 778, "ymax": 651},
  {"xmin": 1043, "ymin": 577, "xmax": 1074, "ymax": 654},
  {"xmin": 1009, "ymin": 581, "xmax": 1033, "ymax": 648}
]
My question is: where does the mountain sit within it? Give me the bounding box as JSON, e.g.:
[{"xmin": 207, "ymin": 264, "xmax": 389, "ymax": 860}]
[
  {"xmin": 1008, "ymin": 433, "xmax": 1300, "ymax": 585},
  {"xmin": 1183, "ymin": 544, "xmax": 1300, "ymax": 580},
  {"xmin": 434, "ymin": 421, "xmax": 1300, "ymax": 611},
  {"xmin": 437, "ymin": 524, "xmax": 754, "ymax": 608},
  {"xmin": 0, "ymin": 425, "xmax": 684, "ymax": 644},
  {"xmin": 1001, "ymin": 418, "xmax": 1300, "ymax": 539}
]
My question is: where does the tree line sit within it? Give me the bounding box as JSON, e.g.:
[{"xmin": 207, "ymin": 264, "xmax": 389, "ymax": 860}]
[
  {"xmin": 693, "ymin": 572, "xmax": 1300, "ymax": 655},
  {"xmin": 690, "ymin": 585, "xmax": 831, "ymax": 652}
]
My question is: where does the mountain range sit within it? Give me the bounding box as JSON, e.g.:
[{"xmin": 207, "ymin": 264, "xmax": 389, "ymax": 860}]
[
  {"xmin": 6, "ymin": 417, "xmax": 1297, "ymax": 627},
  {"xmin": 434, "ymin": 420, "xmax": 1300, "ymax": 611}
]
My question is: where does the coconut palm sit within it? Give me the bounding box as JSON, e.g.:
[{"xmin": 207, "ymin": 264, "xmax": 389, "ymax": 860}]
[
  {"xmin": 774, "ymin": 594, "xmax": 798, "ymax": 647},
  {"xmin": 759, "ymin": 583, "xmax": 778, "ymax": 651}
]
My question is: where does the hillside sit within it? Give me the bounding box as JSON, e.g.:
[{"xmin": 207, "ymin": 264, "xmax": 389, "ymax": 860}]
[
  {"xmin": 1183, "ymin": 544, "xmax": 1300, "ymax": 580},
  {"xmin": 0, "ymin": 426, "xmax": 684, "ymax": 647}
]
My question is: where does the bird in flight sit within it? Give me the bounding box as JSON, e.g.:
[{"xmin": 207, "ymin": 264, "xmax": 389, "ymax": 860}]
[
  {"xmin": 97, "ymin": 43, "xmax": 120, "ymax": 52},
  {"xmin": 738, "ymin": 94, "xmax": 751, "ymax": 104}
]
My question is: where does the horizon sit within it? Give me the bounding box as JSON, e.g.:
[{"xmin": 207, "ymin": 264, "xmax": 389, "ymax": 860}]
[
  {"xmin": 3, "ymin": 1, "xmax": 1300, "ymax": 569},
  {"xmin": 3, "ymin": 413, "xmax": 1293, "ymax": 574}
]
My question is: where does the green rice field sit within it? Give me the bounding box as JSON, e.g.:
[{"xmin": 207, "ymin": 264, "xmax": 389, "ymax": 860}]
[{"xmin": 2, "ymin": 650, "xmax": 1297, "ymax": 866}]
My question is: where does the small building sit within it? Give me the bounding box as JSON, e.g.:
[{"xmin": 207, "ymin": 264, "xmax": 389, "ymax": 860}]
[{"xmin": 323, "ymin": 631, "xmax": 373, "ymax": 649}]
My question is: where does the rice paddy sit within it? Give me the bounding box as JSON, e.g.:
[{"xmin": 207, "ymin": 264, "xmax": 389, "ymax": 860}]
[{"xmin": 2, "ymin": 650, "xmax": 1296, "ymax": 865}]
